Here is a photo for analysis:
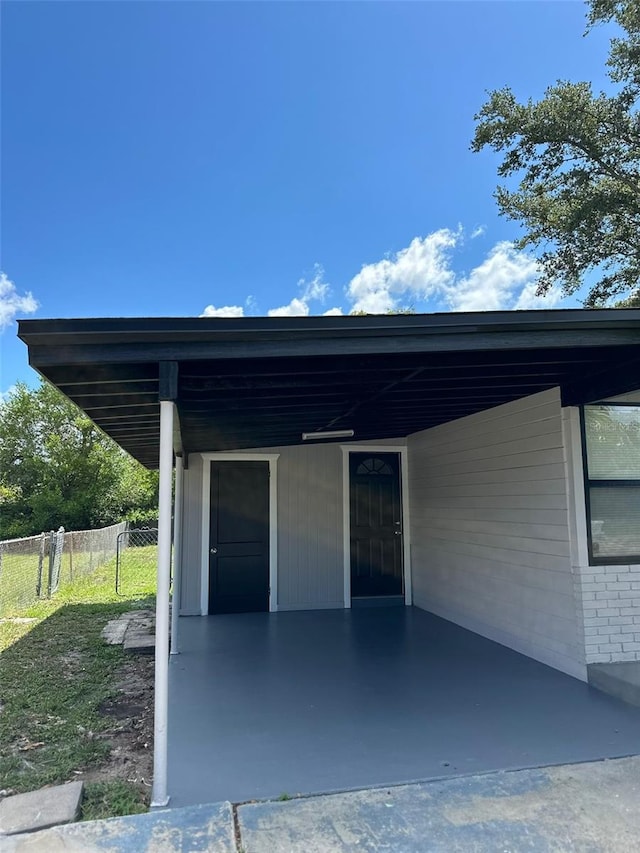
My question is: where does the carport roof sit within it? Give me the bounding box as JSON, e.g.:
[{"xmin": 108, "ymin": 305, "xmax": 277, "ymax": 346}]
[{"xmin": 18, "ymin": 309, "xmax": 640, "ymax": 468}]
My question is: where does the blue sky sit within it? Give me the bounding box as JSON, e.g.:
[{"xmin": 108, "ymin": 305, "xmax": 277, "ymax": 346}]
[{"xmin": 1, "ymin": 1, "xmax": 615, "ymax": 393}]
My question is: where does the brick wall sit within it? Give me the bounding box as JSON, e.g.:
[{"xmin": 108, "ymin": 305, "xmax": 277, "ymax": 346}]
[
  {"xmin": 578, "ymin": 565, "xmax": 640, "ymax": 663},
  {"xmin": 563, "ymin": 405, "xmax": 640, "ymax": 667}
]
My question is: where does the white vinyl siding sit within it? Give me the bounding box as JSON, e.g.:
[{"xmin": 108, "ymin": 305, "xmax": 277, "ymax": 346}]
[
  {"xmin": 179, "ymin": 454, "xmax": 203, "ymax": 614},
  {"xmin": 408, "ymin": 388, "xmax": 585, "ymax": 680},
  {"xmin": 275, "ymin": 443, "xmax": 344, "ymax": 610},
  {"xmin": 179, "ymin": 438, "xmax": 405, "ymax": 614},
  {"xmin": 274, "ymin": 438, "xmax": 405, "ymax": 610}
]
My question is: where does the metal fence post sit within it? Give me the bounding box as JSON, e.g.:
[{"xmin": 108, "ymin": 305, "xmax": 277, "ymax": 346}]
[
  {"xmin": 47, "ymin": 530, "xmax": 55, "ymax": 598},
  {"xmin": 51, "ymin": 527, "xmax": 64, "ymax": 595},
  {"xmin": 115, "ymin": 531, "xmax": 123, "ymax": 595},
  {"xmin": 36, "ymin": 532, "xmax": 46, "ymax": 597},
  {"xmin": 69, "ymin": 532, "xmax": 74, "ymax": 582}
]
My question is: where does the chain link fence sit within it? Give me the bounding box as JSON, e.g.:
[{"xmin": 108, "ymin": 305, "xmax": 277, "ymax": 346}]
[
  {"xmin": 59, "ymin": 522, "xmax": 128, "ymax": 588},
  {"xmin": 116, "ymin": 528, "xmax": 159, "ymax": 597},
  {"xmin": 0, "ymin": 532, "xmax": 49, "ymax": 616},
  {"xmin": 0, "ymin": 520, "xmax": 146, "ymax": 618}
]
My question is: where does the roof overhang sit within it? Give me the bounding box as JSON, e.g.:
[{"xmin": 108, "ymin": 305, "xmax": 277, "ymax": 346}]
[{"xmin": 18, "ymin": 309, "xmax": 640, "ymax": 468}]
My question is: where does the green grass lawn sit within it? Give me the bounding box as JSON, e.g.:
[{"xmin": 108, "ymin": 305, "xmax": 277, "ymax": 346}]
[
  {"xmin": 0, "ymin": 549, "xmax": 45, "ymax": 618},
  {"xmin": 0, "ymin": 546, "xmax": 157, "ymax": 820},
  {"xmin": 0, "ymin": 540, "xmax": 156, "ymax": 619}
]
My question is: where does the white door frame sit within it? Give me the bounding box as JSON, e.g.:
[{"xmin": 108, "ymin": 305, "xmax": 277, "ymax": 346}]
[
  {"xmin": 340, "ymin": 445, "xmax": 412, "ymax": 608},
  {"xmin": 200, "ymin": 452, "xmax": 279, "ymax": 615}
]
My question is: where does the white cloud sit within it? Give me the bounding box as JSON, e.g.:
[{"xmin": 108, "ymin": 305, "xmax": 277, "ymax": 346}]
[
  {"xmin": 0, "ymin": 272, "xmax": 38, "ymax": 328},
  {"xmin": 471, "ymin": 225, "xmax": 486, "ymax": 239},
  {"xmin": 514, "ymin": 280, "xmax": 563, "ymax": 309},
  {"xmin": 200, "ymin": 304, "xmax": 245, "ymax": 318},
  {"xmin": 345, "ymin": 233, "xmax": 563, "ymax": 314},
  {"xmin": 245, "ymin": 295, "xmax": 258, "ymax": 315},
  {"xmin": 198, "ymin": 230, "xmax": 565, "ymax": 322},
  {"xmin": 346, "ymin": 229, "xmax": 460, "ymax": 314},
  {"xmin": 445, "ymin": 241, "xmax": 539, "ymax": 312},
  {"xmin": 267, "ymin": 263, "xmax": 329, "ymax": 317},
  {"xmin": 268, "ymin": 297, "xmax": 310, "ymax": 317},
  {"xmin": 300, "ymin": 264, "xmax": 329, "ymax": 303}
]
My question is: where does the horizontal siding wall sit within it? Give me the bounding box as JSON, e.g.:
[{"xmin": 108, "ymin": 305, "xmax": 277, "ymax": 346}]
[
  {"xmin": 178, "ymin": 443, "xmax": 347, "ymax": 613},
  {"xmin": 276, "ymin": 438, "xmax": 405, "ymax": 609},
  {"xmin": 276, "ymin": 444, "xmax": 344, "ymax": 610},
  {"xmin": 408, "ymin": 388, "xmax": 586, "ymax": 680},
  {"xmin": 178, "ymin": 438, "xmax": 406, "ymax": 614},
  {"xmin": 179, "ymin": 454, "xmax": 203, "ymax": 615}
]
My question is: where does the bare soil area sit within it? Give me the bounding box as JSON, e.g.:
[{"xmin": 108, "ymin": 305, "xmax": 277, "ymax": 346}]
[{"xmin": 81, "ymin": 657, "xmax": 154, "ymax": 793}]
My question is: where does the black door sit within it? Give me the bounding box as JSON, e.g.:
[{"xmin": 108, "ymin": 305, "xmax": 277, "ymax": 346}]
[
  {"xmin": 349, "ymin": 452, "xmax": 403, "ymax": 598},
  {"xmin": 209, "ymin": 461, "xmax": 269, "ymax": 614}
]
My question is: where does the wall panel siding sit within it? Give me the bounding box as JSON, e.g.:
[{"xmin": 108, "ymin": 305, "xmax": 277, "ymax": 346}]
[
  {"xmin": 408, "ymin": 388, "xmax": 586, "ymax": 680},
  {"xmin": 179, "ymin": 438, "xmax": 406, "ymax": 614},
  {"xmin": 275, "ymin": 443, "xmax": 344, "ymax": 610},
  {"xmin": 179, "ymin": 454, "xmax": 203, "ymax": 615}
]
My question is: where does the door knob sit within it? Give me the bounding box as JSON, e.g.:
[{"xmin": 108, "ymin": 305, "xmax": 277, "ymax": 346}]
[
  {"xmin": 394, "ymin": 531, "xmax": 402, "ymax": 536},
  {"xmin": 210, "ymin": 547, "xmax": 218, "ymax": 554}
]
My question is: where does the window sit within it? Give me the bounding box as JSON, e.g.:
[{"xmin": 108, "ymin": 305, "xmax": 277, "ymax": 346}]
[
  {"xmin": 582, "ymin": 405, "xmax": 640, "ymax": 564},
  {"xmin": 355, "ymin": 457, "xmax": 393, "ymax": 476}
]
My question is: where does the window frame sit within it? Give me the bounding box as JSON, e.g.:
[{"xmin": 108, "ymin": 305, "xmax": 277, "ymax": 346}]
[{"xmin": 580, "ymin": 403, "xmax": 640, "ymax": 566}]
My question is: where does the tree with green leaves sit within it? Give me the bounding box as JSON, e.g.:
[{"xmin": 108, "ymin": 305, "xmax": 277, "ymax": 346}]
[
  {"xmin": 0, "ymin": 381, "xmax": 158, "ymax": 538},
  {"xmin": 616, "ymin": 292, "xmax": 640, "ymax": 307},
  {"xmin": 472, "ymin": 0, "xmax": 640, "ymax": 306}
]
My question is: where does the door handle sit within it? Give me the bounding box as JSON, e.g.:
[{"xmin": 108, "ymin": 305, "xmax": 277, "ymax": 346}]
[
  {"xmin": 394, "ymin": 531, "xmax": 402, "ymax": 536},
  {"xmin": 210, "ymin": 547, "xmax": 218, "ymax": 554}
]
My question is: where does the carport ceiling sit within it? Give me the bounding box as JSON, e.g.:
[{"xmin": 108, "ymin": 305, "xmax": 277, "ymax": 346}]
[{"xmin": 18, "ymin": 310, "xmax": 640, "ymax": 468}]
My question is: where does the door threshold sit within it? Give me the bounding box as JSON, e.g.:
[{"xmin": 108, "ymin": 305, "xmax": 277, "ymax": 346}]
[{"xmin": 351, "ymin": 595, "xmax": 405, "ymax": 609}]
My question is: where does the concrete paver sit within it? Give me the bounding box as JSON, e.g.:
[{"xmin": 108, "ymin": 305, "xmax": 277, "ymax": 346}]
[
  {"xmin": 238, "ymin": 756, "xmax": 640, "ymax": 852},
  {"xmin": 123, "ymin": 631, "xmax": 155, "ymax": 654},
  {"xmin": 0, "ymin": 782, "xmax": 84, "ymax": 836},
  {"xmin": 102, "ymin": 615, "xmax": 133, "ymax": 645},
  {"xmin": 0, "ymin": 801, "xmax": 235, "ymax": 852},
  {"xmin": 102, "ymin": 610, "xmax": 156, "ymax": 654}
]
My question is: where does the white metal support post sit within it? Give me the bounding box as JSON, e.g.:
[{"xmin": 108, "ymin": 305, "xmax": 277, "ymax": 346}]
[
  {"xmin": 151, "ymin": 398, "xmax": 174, "ymax": 807},
  {"xmin": 170, "ymin": 454, "xmax": 184, "ymax": 656}
]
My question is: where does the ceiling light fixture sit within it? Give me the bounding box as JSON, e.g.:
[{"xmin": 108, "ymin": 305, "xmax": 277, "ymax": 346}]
[{"xmin": 302, "ymin": 429, "xmax": 355, "ymax": 441}]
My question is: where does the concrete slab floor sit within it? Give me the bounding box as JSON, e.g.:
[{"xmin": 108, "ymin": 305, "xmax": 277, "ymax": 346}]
[
  {"xmin": 168, "ymin": 608, "xmax": 640, "ymax": 808},
  {"xmin": 238, "ymin": 756, "xmax": 640, "ymax": 852}
]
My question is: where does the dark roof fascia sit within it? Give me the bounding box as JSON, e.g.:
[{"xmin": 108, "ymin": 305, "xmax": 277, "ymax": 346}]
[
  {"xmin": 18, "ymin": 310, "xmax": 640, "ymax": 368},
  {"xmin": 18, "ymin": 309, "xmax": 640, "ymax": 342}
]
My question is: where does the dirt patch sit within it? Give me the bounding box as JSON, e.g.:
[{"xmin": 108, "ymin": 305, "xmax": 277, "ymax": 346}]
[
  {"xmin": 98, "ymin": 698, "xmax": 147, "ymax": 720},
  {"xmin": 78, "ymin": 656, "xmax": 154, "ymax": 790},
  {"xmin": 114, "ymin": 666, "xmax": 150, "ymax": 696}
]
